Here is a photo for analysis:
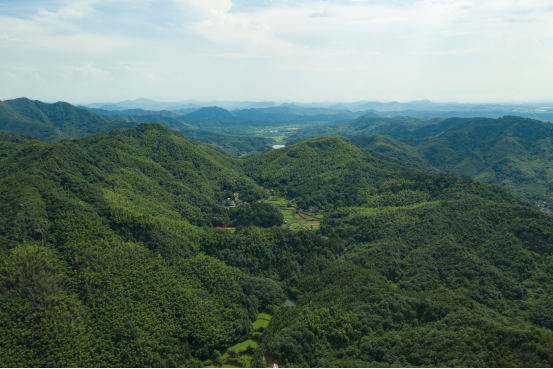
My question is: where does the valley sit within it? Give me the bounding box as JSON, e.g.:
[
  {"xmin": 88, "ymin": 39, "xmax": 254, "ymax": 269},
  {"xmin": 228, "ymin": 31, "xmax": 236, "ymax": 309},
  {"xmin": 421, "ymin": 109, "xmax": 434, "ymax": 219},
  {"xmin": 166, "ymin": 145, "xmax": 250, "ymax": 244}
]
[{"xmin": 1, "ymin": 99, "xmax": 553, "ymax": 367}]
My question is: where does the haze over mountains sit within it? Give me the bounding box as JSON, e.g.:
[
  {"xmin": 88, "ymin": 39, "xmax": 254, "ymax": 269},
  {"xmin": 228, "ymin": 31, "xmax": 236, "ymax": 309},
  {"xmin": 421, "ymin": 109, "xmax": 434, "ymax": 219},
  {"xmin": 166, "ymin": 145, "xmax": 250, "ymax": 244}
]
[
  {"xmin": 4, "ymin": 96, "xmax": 553, "ymax": 206},
  {"xmin": 78, "ymin": 97, "xmax": 553, "ymax": 122}
]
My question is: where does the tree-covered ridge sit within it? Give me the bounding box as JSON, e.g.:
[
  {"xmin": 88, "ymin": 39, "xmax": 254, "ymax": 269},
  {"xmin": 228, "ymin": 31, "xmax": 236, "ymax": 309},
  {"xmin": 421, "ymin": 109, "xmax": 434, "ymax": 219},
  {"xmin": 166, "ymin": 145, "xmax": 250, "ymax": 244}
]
[
  {"xmin": 0, "ymin": 98, "xmax": 138, "ymax": 142},
  {"xmin": 255, "ymin": 175, "xmax": 553, "ymax": 367},
  {"xmin": 351, "ymin": 116, "xmax": 553, "ymax": 206},
  {"xmin": 1, "ymin": 123, "xmax": 553, "ymax": 367},
  {"xmin": 285, "ymin": 115, "xmax": 443, "ymax": 145},
  {"xmin": 98, "ymin": 113, "xmax": 276, "ymax": 157},
  {"xmin": 285, "ymin": 114, "xmax": 553, "ymax": 206},
  {"xmin": 0, "ymin": 130, "xmax": 34, "ymax": 144},
  {"xmin": 0, "ymin": 98, "xmax": 276, "ymax": 158}
]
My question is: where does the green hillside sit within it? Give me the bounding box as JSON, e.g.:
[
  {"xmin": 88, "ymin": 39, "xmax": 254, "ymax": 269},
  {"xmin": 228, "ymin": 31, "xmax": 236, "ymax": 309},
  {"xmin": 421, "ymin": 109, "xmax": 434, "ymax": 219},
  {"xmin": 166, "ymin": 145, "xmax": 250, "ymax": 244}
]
[
  {"xmin": 286, "ymin": 115, "xmax": 443, "ymax": 145},
  {"xmin": 102, "ymin": 113, "xmax": 275, "ymax": 157},
  {"xmin": 0, "ymin": 99, "xmax": 274, "ymax": 157},
  {"xmin": 352, "ymin": 116, "xmax": 553, "ymax": 206},
  {"xmin": 0, "ymin": 98, "xmax": 137, "ymax": 142},
  {"xmin": 1, "ymin": 124, "xmax": 553, "ymax": 367},
  {"xmin": 0, "ymin": 130, "xmax": 34, "ymax": 144}
]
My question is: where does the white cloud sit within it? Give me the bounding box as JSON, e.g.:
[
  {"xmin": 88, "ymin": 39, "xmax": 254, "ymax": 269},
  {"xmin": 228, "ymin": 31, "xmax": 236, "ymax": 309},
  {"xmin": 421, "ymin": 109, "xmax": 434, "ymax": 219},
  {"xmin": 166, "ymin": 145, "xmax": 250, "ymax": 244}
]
[
  {"xmin": 117, "ymin": 62, "xmax": 167, "ymax": 83},
  {"xmin": 34, "ymin": 73, "xmax": 46, "ymax": 83},
  {"xmin": 0, "ymin": 34, "xmax": 28, "ymax": 45},
  {"xmin": 309, "ymin": 11, "xmax": 333, "ymax": 18},
  {"xmin": 0, "ymin": 0, "xmax": 552, "ymax": 103},
  {"xmin": 414, "ymin": 47, "xmax": 491, "ymax": 55},
  {"xmin": 64, "ymin": 62, "xmax": 112, "ymax": 81},
  {"xmin": 6, "ymin": 72, "xmax": 17, "ymax": 79}
]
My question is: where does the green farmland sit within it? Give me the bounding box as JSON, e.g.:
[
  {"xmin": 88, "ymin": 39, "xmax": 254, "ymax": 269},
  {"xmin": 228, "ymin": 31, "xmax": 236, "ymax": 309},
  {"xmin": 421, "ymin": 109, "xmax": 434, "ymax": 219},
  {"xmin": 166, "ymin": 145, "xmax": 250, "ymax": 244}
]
[{"xmin": 267, "ymin": 196, "xmax": 323, "ymax": 230}]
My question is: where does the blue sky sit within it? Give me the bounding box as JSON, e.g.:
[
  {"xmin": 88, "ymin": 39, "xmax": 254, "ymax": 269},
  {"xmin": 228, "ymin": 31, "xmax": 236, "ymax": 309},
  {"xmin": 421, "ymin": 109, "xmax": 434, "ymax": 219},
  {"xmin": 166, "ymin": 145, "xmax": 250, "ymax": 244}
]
[{"xmin": 0, "ymin": 0, "xmax": 552, "ymax": 104}]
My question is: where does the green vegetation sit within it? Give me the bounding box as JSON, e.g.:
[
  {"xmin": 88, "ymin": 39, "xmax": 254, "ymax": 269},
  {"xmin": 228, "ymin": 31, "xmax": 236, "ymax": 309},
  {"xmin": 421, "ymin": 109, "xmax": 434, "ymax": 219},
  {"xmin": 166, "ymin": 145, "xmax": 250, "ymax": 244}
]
[
  {"xmin": 285, "ymin": 115, "xmax": 443, "ymax": 145},
  {"xmin": 0, "ymin": 98, "xmax": 137, "ymax": 142},
  {"xmin": 229, "ymin": 339, "xmax": 258, "ymax": 353},
  {"xmin": 253, "ymin": 319, "xmax": 269, "ymax": 330},
  {"xmin": 289, "ymin": 115, "xmax": 553, "ymax": 209},
  {"xmin": 1, "ymin": 122, "xmax": 553, "ymax": 367},
  {"xmin": 229, "ymin": 202, "xmax": 284, "ymax": 228}
]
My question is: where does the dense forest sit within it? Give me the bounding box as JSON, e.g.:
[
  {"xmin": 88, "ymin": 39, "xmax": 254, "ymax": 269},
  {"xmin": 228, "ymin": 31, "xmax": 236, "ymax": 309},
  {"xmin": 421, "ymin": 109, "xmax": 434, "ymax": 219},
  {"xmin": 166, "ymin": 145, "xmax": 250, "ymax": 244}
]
[
  {"xmin": 0, "ymin": 98, "xmax": 137, "ymax": 142},
  {"xmin": 288, "ymin": 115, "xmax": 553, "ymax": 207},
  {"xmin": 1, "ymin": 122, "xmax": 553, "ymax": 367},
  {"xmin": 0, "ymin": 99, "xmax": 275, "ymax": 157}
]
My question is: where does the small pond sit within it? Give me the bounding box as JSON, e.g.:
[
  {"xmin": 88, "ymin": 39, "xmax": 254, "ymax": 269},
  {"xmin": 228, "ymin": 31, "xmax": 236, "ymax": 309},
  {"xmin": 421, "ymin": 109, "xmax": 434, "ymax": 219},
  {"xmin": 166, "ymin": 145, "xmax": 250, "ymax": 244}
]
[{"xmin": 283, "ymin": 299, "xmax": 296, "ymax": 307}]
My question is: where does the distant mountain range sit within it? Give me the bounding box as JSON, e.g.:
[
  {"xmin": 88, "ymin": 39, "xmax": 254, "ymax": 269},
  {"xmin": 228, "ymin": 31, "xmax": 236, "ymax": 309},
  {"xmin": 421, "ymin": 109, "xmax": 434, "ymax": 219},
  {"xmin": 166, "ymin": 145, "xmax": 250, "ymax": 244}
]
[
  {"xmin": 0, "ymin": 98, "xmax": 276, "ymax": 157},
  {"xmin": 74, "ymin": 98, "xmax": 553, "ymax": 123}
]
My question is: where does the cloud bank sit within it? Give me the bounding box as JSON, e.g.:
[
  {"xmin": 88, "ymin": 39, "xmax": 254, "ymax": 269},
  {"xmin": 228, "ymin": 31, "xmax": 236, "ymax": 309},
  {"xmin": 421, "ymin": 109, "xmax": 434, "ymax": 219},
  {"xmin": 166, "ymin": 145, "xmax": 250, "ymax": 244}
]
[{"xmin": 0, "ymin": 0, "xmax": 552, "ymax": 103}]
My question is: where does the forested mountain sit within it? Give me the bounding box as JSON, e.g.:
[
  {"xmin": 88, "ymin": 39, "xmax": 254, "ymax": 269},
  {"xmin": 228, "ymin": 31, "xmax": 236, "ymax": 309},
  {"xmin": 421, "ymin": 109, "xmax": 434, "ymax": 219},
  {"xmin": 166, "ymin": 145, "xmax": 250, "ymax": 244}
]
[
  {"xmin": 0, "ymin": 130, "xmax": 34, "ymax": 144},
  {"xmin": 87, "ymin": 110, "xmax": 275, "ymax": 157},
  {"xmin": 1, "ymin": 122, "xmax": 553, "ymax": 367},
  {"xmin": 286, "ymin": 114, "xmax": 443, "ymax": 145},
  {"xmin": 81, "ymin": 107, "xmax": 199, "ymax": 118},
  {"xmin": 181, "ymin": 106, "xmax": 358, "ymax": 129},
  {"xmin": 349, "ymin": 116, "xmax": 553, "ymax": 206},
  {"xmin": 287, "ymin": 115, "xmax": 553, "ymax": 206},
  {"xmin": 0, "ymin": 98, "xmax": 137, "ymax": 142},
  {"xmin": 0, "ymin": 99, "xmax": 273, "ymax": 157}
]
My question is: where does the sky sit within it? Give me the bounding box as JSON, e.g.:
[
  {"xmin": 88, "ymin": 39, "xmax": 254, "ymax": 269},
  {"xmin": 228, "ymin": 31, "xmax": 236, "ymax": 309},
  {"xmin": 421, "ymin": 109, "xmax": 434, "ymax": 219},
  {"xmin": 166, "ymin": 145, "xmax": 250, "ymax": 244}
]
[{"xmin": 0, "ymin": 0, "xmax": 552, "ymax": 104}]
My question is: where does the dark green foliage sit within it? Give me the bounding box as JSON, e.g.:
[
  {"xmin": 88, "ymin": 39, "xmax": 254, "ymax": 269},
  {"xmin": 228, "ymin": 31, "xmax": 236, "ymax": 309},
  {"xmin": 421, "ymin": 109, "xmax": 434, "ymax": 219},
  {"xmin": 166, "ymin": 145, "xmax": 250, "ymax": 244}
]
[
  {"xmin": 240, "ymin": 275, "xmax": 286, "ymax": 310},
  {"xmin": 0, "ymin": 130, "xmax": 34, "ymax": 144},
  {"xmin": 286, "ymin": 115, "xmax": 443, "ymax": 145},
  {"xmin": 1, "ymin": 122, "xmax": 553, "ymax": 367},
  {"xmin": 0, "ymin": 98, "xmax": 137, "ymax": 142},
  {"xmin": 229, "ymin": 202, "xmax": 284, "ymax": 227},
  {"xmin": 181, "ymin": 106, "xmax": 357, "ymax": 130},
  {"xmin": 292, "ymin": 115, "xmax": 553, "ymax": 206}
]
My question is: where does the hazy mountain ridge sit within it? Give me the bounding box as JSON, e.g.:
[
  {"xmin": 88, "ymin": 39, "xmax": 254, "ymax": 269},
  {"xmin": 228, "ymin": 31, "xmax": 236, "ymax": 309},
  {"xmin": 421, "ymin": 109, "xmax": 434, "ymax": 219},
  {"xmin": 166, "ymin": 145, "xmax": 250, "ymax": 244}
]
[
  {"xmin": 0, "ymin": 99, "xmax": 275, "ymax": 157},
  {"xmin": 78, "ymin": 98, "xmax": 553, "ymax": 122},
  {"xmin": 0, "ymin": 98, "xmax": 138, "ymax": 142}
]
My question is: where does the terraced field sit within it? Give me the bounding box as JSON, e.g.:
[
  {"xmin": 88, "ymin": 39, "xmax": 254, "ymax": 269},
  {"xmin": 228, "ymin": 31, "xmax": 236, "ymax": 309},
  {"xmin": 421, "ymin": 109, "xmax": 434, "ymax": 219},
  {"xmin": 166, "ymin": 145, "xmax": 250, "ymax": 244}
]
[
  {"xmin": 222, "ymin": 313, "xmax": 272, "ymax": 368},
  {"xmin": 266, "ymin": 196, "xmax": 323, "ymax": 230}
]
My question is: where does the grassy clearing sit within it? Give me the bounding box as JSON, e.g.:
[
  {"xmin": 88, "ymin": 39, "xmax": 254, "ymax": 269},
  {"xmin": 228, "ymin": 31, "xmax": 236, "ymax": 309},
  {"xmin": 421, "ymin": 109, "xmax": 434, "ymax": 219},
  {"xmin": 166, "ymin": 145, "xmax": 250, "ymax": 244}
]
[
  {"xmin": 228, "ymin": 339, "xmax": 258, "ymax": 354},
  {"xmin": 267, "ymin": 197, "xmax": 288, "ymax": 207},
  {"xmin": 253, "ymin": 319, "xmax": 269, "ymax": 330},
  {"xmin": 267, "ymin": 135, "xmax": 285, "ymax": 142},
  {"xmin": 222, "ymin": 340, "xmax": 257, "ymax": 368},
  {"xmin": 222, "ymin": 313, "xmax": 272, "ymax": 367}
]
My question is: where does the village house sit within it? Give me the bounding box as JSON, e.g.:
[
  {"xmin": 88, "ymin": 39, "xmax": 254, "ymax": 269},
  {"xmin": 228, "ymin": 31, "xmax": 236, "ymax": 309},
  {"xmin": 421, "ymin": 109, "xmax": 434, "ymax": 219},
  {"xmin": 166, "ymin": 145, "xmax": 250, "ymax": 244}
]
[{"xmin": 309, "ymin": 206, "xmax": 316, "ymax": 212}]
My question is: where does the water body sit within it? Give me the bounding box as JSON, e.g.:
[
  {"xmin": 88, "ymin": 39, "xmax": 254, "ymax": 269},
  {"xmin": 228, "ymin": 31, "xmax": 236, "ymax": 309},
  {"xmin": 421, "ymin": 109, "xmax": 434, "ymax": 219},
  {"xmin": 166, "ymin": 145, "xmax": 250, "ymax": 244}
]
[
  {"xmin": 283, "ymin": 299, "xmax": 296, "ymax": 307},
  {"xmin": 272, "ymin": 145, "xmax": 285, "ymax": 149}
]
